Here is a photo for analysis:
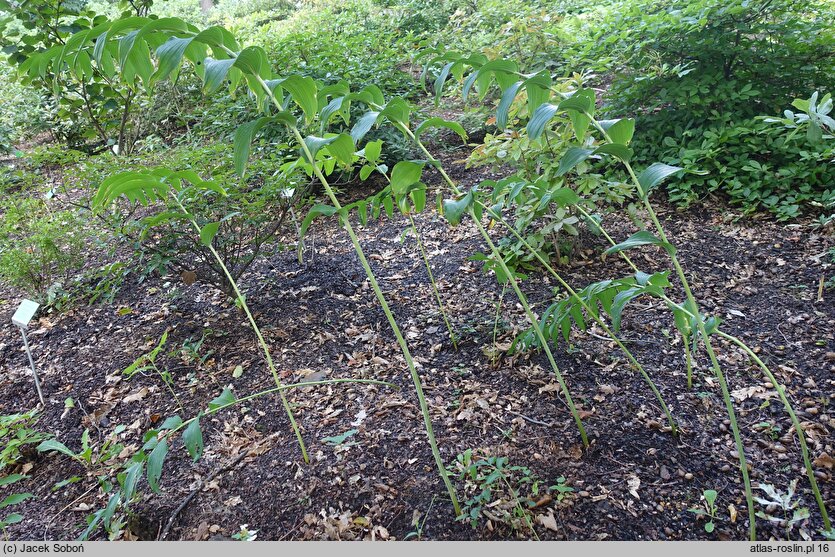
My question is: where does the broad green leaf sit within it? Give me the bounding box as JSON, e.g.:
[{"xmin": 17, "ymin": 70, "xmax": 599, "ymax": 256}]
[
  {"xmin": 557, "ymin": 89, "xmax": 595, "ymax": 114},
  {"xmin": 442, "ymin": 191, "xmax": 474, "ymax": 226},
  {"xmin": 36, "ymin": 440, "xmax": 76, "ymax": 458},
  {"xmin": 351, "ymin": 111, "xmax": 379, "ymax": 143},
  {"xmin": 496, "ymin": 81, "xmax": 523, "ymax": 129},
  {"xmin": 2, "ymin": 513, "xmax": 23, "ymax": 525},
  {"xmin": 594, "ymin": 143, "xmax": 633, "ymax": 162},
  {"xmin": 202, "ymin": 57, "xmax": 235, "ymax": 94},
  {"xmin": 324, "ymin": 133, "xmax": 356, "ymax": 166},
  {"xmin": 526, "ymin": 103, "xmax": 559, "ymax": 140},
  {"xmin": 159, "ymin": 415, "xmax": 183, "ymax": 430},
  {"xmin": 378, "ymin": 98, "xmax": 410, "ymax": 127},
  {"xmin": 556, "ymin": 147, "xmax": 594, "ymax": 176},
  {"xmin": 550, "ymin": 187, "xmax": 580, "ymax": 206},
  {"xmin": 182, "ymin": 418, "xmax": 203, "ymax": 462},
  {"xmin": 362, "ymin": 139, "xmax": 383, "ymax": 163},
  {"xmin": 414, "ymin": 118, "xmax": 467, "ymax": 141},
  {"xmin": 299, "ymin": 204, "xmax": 338, "ymax": 239},
  {"xmin": 199, "ymin": 222, "xmax": 219, "ymax": 246},
  {"xmin": 121, "ymin": 461, "xmax": 142, "ymax": 502},
  {"xmin": 390, "ymin": 161, "xmax": 424, "ymax": 196},
  {"xmin": 154, "ymin": 36, "xmax": 193, "ymax": 83},
  {"xmin": 603, "ymin": 118, "xmax": 635, "ymax": 145},
  {"xmin": 0, "ymin": 493, "xmax": 33, "ymax": 509},
  {"xmin": 433, "ymin": 61, "xmax": 456, "ymax": 103},
  {"xmin": 0, "ymin": 475, "xmax": 25, "ymax": 487},
  {"xmin": 233, "ymin": 45, "xmax": 270, "ymax": 78},
  {"xmin": 280, "ymin": 75, "xmax": 318, "ymax": 124},
  {"xmin": 604, "ymin": 231, "xmax": 676, "ymax": 256},
  {"xmin": 637, "ymin": 163, "xmax": 683, "ymax": 198},
  {"xmin": 208, "ymin": 387, "xmax": 236, "ymax": 412},
  {"xmin": 147, "ymin": 438, "xmax": 167, "ymax": 493}
]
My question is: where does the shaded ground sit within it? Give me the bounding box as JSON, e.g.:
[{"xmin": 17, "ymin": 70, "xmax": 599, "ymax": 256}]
[{"xmin": 0, "ymin": 137, "xmax": 833, "ymax": 541}]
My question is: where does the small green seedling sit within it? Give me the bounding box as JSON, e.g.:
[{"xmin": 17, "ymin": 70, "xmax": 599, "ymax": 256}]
[
  {"xmin": 689, "ymin": 489, "xmax": 719, "ymax": 533},
  {"xmin": 232, "ymin": 524, "xmax": 258, "ymax": 541},
  {"xmin": 754, "ymin": 480, "xmax": 811, "ymax": 538},
  {"xmin": 321, "ymin": 429, "xmax": 358, "ymax": 447},
  {"xmin": 0, "ymin": 475, "xmax": 33, "ymax": 537}
]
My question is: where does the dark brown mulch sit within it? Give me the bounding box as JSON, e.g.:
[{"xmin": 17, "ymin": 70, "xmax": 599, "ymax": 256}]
[{"xmin": 0, "ymin": 139, "xmax": 832, "ymax": 542}]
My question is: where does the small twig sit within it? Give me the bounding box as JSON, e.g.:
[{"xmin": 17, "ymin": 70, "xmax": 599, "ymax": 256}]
[
  {"xmin": 44, "ymin": 484, "xmax": 98, "ymax": 541},
  {"xmin": 157, "ymin": 447, "xmax": 253, "ymax": 540},
  {"xmin": 505, "ymin": 409, "xmax": 554, "ymax": 427}
]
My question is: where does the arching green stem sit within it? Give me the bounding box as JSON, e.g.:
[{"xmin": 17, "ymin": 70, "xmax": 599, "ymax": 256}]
[
  {"xmin": 717, "ymin": 331, "xmax": 831, "ymax": 532},
  {"xmin": 407, "ymin": 212, "xmax": 459, "ymax": 349},
  {"xmin": 171, "ymin": 195, "xmax": 309, "ymax": 463},
  {"xmin": 588, "ymin": 115, "xmax": 756, "ymax": 540},
  {"xmin": 473, "ymin": 198, "xmax": 677, "ymax": 434},
  {"xmin": 386, "ymin": 118, "xmax": 589, "ymax": 446},
  {"xmin": 252, "ymin": 76, "xmax": 461, "ymax": 515},
  {"xmin": 576, "ymin": 204, "xmax": 696, "ymax": 388}
]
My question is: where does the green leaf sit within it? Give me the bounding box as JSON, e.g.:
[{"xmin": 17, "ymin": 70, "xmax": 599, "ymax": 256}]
[
  {"xmin": 299, "ymin": 204, "xmax": 338, "ymax": 240},
  {"xmin": 0, "ymin": 475, "xmax": 25, "ymax": 487},
  {"xmin": 321, "ymin": 429, "xmax": 358, "ymax": 446},
  {"xmin": 93, "ymin": 171, "xmax": 168, "ymax": 210},
  {"xmin": 351, "ymin": 111, "xmax": 379, "ymax": 143},
  {"xmin": 603, "ymin": 118, "xmax": 635, "ymax": 145},
  {"xmin": 202, "ymin": 57, "xmax": 235, "ymax": 94},
  {"xmin": 557, "ymin": 89, "xmax": 595, "ymax": 114},
  {"xmin": 182, "ymin": 418, "xmax": 203, "ymax": 462},
  {"xmin": 199, "ymin": 222, "xmax": 219, "ymax": 246},
  {"xmin": 378, "ymin": 98, "xmax": 410, "ymax": 127},
  {"xmin": 496, "ymin": 81, "xmax": 523, "ymax": 129},
  {"xmin": 361, "ymin": 139, "xmax": 383, "ymax": 164},
  {"xmin": 442, "ymin": 191, "xmax": 474, "ymax": 226},
  {"xmin": 704, "ymin": 489, "xmax": 717, "ymax": 506},
  {"xmin": 280, "ymin": 75, "xmax": 318, "ymax": 124},
  {"xmin": 146, "ymin": 438, "xmax": 167, "ymax": 493},
  {"xmin": 0, "ymin": 493, "xmax": 33, "ymax": 509},
  {"xmin": 122, "ymin": 461, "xmax": 142, "ymax": 502},
  {"xmin": 208, "ymin": 387, "xmax": 236, "ymax": 412},
  {"xmin": 594, "ymin": 143, "xmax": 633, "ymax": 162},
  {"xmin": 526, "ymin": 103, "xmax": 559, "ymax": 140},
  {"xmin": 324, "ymin": 133, "xmax": 356, "ymax": 166},
  {"xmin": 390, "ymin": 161, "xmax": 424, "ymax": 196},
  {"xmin": 36, "ymin": 440, "xmax": 76, "ymax": 458},
  {"xmin": 233, "ymin": 45, "xmax": 269, "ymax": 78},
  {"xmin": 414, "ymin": 118, "xmax": 467, "ymax": 141},
  {"xmin": 637, "ymin": 163, "xmax": 683, "ymax": 198},
  {"xmin": 159, "ymin": 415, "xmax": 183, "ymax": 431},
  {"xmin": 556, "ymin": 147, "xmax": 594, "ymax": 176},
  {"xmin": 2, "ymin": 513, "xmax": 23, "ymax": 525},
  {"xmin": 604, "ymin": 231, "xmax": 676, "ymax": 256},
  {"xmin": 154, "ymin": 36, "xmax": 193, "ymax": 83}
]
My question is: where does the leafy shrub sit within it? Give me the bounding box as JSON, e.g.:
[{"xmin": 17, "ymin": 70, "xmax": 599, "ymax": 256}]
[
  {"xmin": 657, "ymin": 117, "xmax": 835, "ymax": 219},
  {"xmin": 0, "ymin": 198, "xmax": 86, "ymax": 300},
  {"xmin": 0, "ymin": 411, "xmax": 51, "ymax": 471},
  {"xmin": 244, "ymin": 0, "xmax": 416, "ymax": 98},
  {"xmin": 584, "ymin": 0, "xmax": 835, "ymax": 217},
  {"xmin": 0, "ymin": 61, "xmax": 48, "ymax": 152},
  {"xmin": 110, "ymin": 144, "xmax": 307, "ymax": 297}
]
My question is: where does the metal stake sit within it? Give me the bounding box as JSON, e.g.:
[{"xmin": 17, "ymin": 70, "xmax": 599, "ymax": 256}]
[
  {"xmin": 19, "ymin": 327, "xmax": 44, "ymax": 406},
  {"xmin": 12, "ymin": 299, "xmax": 44, "ymax": 406}
]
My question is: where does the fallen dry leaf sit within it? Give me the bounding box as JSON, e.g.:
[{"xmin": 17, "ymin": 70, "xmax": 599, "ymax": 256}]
[
  {"xmin": 122, "ymin": 387, "xmax": 148, "ymax": 404},
  {"xmin": 813, "ymin": 452, "xmax": 834, "ymax": 469},
  {"xmin": 536, "ymin": 512, "xmax": 559, "ymax": 532}
]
